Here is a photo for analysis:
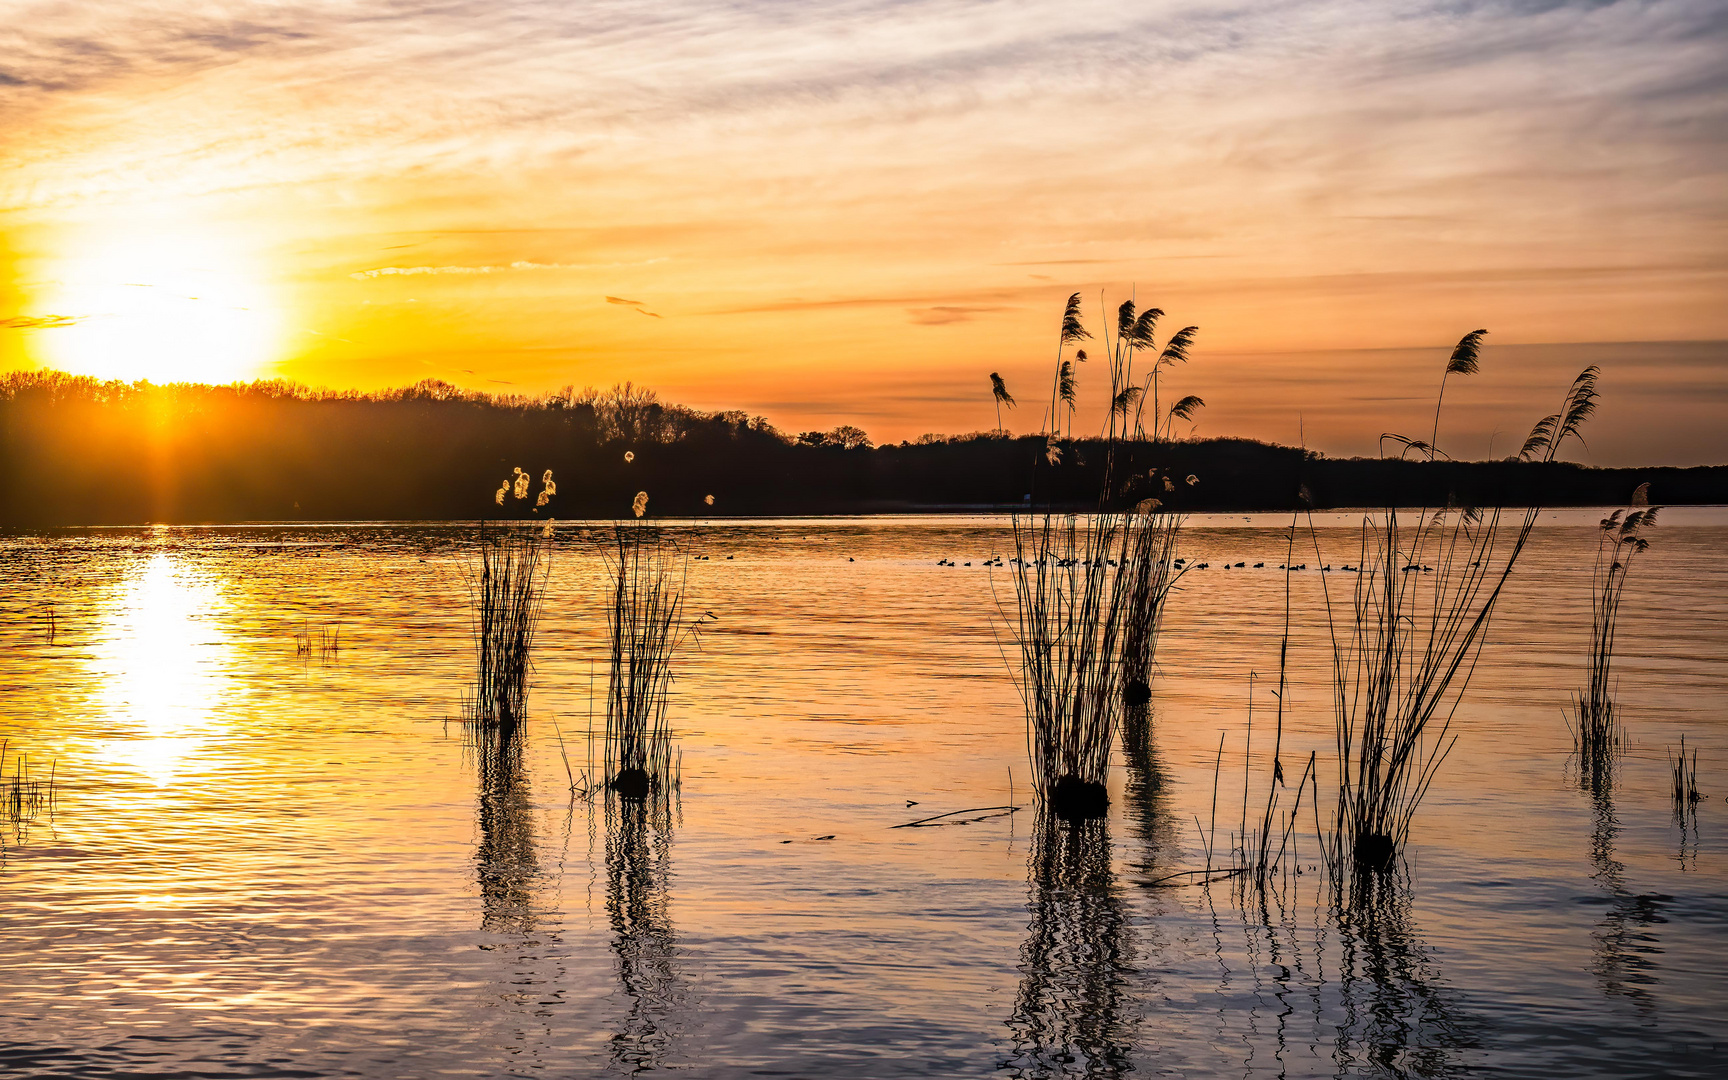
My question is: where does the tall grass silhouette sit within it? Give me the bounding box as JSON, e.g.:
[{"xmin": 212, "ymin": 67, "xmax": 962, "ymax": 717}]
[
  {"xmin": 0, "ymin": 741, "xmax": 55, "ymax": 834},
  {"xmin": 1117, "ymin": 503, "xmax": 1181, "ymax": 707},
  {"xmin": 1571, "ymin": 485, "xmax": 1660, "ymax": 788},
  {"xmin": 465, "ymin": 527, "xmax": 547, "ymax": 727},
  {"xmin": 1670, "ymin": 736, "xmax": 1702, "ymax": 822},
  {"xmin": 1008, "ymin": 292, "xmax": 1200, "ymax": 819},
  {"xmin": 1310, "ymin": 337, "xmax": 1600, "ymax": 890},
  {"xmin": 467, "ymin": 468, "xmax": 555, "ymax": 726},
  {"xmin": 605, "ymin": 490, "xmax": 703, "ymax": 802},
  {"xmin": 1011, "ymin": 511, "xmax": 1131, "ymax": 819}
]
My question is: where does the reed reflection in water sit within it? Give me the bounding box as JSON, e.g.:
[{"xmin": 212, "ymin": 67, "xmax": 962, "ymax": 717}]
[
  {"xmin": 1004, "ymin": 813, "xmax": 1136, "ymax": 1078},
  {"xmin": 471, "ymin": 720, "xmax": 542, "ymax": 935},
  {"xmin": 1587, "ymin": 784, "xmax": 1665, "ymax": 1014},
  {"xmin": 1329, "ymin": 881, "xmax": 1473, "ymax": 1075},
  {"xmin": 604, "ymin": 792, "xmax": 687, "ymax": 1073}
]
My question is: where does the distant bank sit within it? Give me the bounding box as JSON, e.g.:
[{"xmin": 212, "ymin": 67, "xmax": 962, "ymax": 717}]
[{"xmin": 4, "ymin": 371, "xmax": 1723, "ymax": 527}]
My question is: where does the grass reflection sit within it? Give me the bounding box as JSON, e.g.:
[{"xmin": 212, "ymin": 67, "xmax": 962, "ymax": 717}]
[
  {"xmin": 605, "ymin": 792, "xmax": 685, "ymax": 1073},
  {"xmin": 472, "ymin": 721, "xmax": 541, "ymax": 935},
  {"xmin": 1003, "ymin": 814, "xmax": 1135, "ymax": 1078}
]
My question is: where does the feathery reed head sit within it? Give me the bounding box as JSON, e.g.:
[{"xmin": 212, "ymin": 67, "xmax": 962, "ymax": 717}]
[
  {"xmin": 1060, "ymin": 293, "xmax": 1090, "ymax": 344},
  {"xmin": 1168, "ymin": 394, "xmax": 1204, "ymax": 422},
  {"xmin": 632, "ymin": 491, "xmax": 649, "ymax": 518},
  {"xmin": 1128, "ymin": 307, "xmax": 1162, "ymax": 348},
  {"xmin": 1447, "ymin": 329, "xmax": 1488, "ymax": 376},
  {"xmin": 1521, "ymin": 365, "xmax": 1599, "ymax": 460},
  {"xmin": 1157, "ymin": 325, "xmax": 1197, "ymax": 366},
  {"xmin": 990, "ymin": 372, "xmax": 1016, "ymax": 407},
  {"xmin": 1058, "ymin": 361, "xmax": 1076, "ymax": 407}
]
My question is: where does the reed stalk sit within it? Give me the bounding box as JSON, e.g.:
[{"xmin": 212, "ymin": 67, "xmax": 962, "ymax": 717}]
[
  {"xmin": 1010, "ymin": 511, "xmax": 1131, "ymax": 818},
  {"xmin": 1117, "ymin": 505, "xmax": 1182, "ymax": 707},
  {"xmin": 1312, "ymin": 347, "xmax": 1600, "ymax": 892},
  {"xmin": 1670, "ymin": 735, "xmax": 1702, "ymax": 822},
  {"xmin": 1571, "ymin": 488, "xmax": 1659, "ymax": 789},
  {"xmin": 1008, "ymin": 291, "xmax": 1202, "ymax": 820},
  {"xmin": 0, "ymin": 740, "xmax": 56, "ymax": 829},
  {"xmin": 605, "ymin": 519, "xmax": 700, "ymax": 803},
  {"xmin": 465, "ymin": 526, "xmax": 548, "ymax": 727}
]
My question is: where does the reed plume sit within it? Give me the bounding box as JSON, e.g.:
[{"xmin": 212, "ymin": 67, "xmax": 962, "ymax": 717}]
[{"xmin": 991, "ymin": 372, "xmax": 1016, "ymax": 435}]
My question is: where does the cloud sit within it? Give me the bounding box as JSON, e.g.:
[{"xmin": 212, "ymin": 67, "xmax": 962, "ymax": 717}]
[
  {"xmin": 349, "ymin": 260, "xmax": 594, "ymax": 280},
  {"xmin": 907, "ymin": 305, "xmax": 1013, "ymax": 326},
  {"xmin": 606, "ymin": 295, "xmax": 644, "ymax": 305},
  {"xmin": 2, "ymin": 314, "xmax": 82, "ymax": 328}
]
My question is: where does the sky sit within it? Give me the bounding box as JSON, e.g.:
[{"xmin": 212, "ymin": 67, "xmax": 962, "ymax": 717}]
[{"xmin": 1, "ymin": 0, "xmax": 1724, "ymax": 463}]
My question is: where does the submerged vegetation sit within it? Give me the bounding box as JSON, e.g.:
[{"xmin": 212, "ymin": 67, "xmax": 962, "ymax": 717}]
[
  {"xmin": 1670, "ymin": 736, "xmax": 1703, "ymax": 822},
  {"xmin": 0, "ymin": 741, "xmax": 56, "ymax": 840}
]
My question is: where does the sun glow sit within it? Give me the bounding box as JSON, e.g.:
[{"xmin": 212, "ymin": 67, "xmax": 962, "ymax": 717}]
[
  {"xmin": 86, "ymin": 553, "xmax": 234, "ymax": 785},
  {"xmin": 37, "ymin": 225, "xmax": 282, "ymax": 384}
]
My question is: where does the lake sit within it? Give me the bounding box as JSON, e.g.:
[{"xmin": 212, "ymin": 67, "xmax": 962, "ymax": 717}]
[{"xmin": 2, "ymin": 512, "xmax": 1724, "ymax": 1077}]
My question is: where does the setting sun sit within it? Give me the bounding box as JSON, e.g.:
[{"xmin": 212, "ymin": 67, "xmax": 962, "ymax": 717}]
[{"xmin": 37, "ymin": 225, "xmax": 281, "ymax": 384}]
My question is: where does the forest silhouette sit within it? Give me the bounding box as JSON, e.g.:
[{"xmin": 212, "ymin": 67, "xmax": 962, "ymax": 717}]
[{"xmin": 2, "ymin": 370, "xmax": 1722, "ymax": 527}]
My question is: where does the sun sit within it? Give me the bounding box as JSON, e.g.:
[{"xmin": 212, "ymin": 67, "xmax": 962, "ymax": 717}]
[{"xmin": 37, "ymin": 225, "xmax": 282, "ymax": 384}]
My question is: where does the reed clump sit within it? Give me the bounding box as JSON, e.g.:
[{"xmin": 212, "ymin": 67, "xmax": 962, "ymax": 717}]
[
  {"xmin": 1, "ymin": 741, "xmax": 56, "ymax": 829},
  {"xmin": 1670, "ymin": 736, "xmax": 1702, "ymax": 820},
  {"xmin": 1314, "ymin": 335, "xmax": 1600, "ymax": 889},
  {"xmin": 1008, "ymin": 292, "xmax": 1201, "ymax": 821},
  {"xmin": 605, "ymin": 495, "xmax": 703, "ymax": 803},
  {"xmin": 466, "ymin": 527, "xmax": 548, "ymax": 726},
  {"xmin": 1117, "ymin": 501, "xmax": 1182, "ymax": 707},
  {"xmin": 1011, "ymin": 511, "xmax": 1130, "ymax": 820},
  {"xmin": 1571, "ymin": 487, "xmax": 1659, "ymax": 789},
  {"xmin": 293, "ymin": 620, "xmax": 344, "ymax": 662}
]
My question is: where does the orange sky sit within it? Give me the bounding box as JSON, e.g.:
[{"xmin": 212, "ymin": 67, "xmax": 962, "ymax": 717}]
[{"xmin": 1, "ymin": 1, "xmax": 1724, "ymax": 462}]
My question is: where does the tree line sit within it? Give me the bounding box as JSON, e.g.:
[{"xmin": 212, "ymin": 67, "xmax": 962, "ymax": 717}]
[{"xmin": 1, "ymin": 370, "xmax": 1720, "ymax": 526}]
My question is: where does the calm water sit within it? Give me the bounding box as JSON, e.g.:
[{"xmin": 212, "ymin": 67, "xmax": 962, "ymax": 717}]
[{"xmin": 2, "ymin": 513, "xmax": 1725, "ymax": 1078}]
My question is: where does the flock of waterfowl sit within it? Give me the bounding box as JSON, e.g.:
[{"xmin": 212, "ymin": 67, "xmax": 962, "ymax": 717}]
[{"xmin": 922, "ymin": 556, "xmax": 1413, "ymax": 572}]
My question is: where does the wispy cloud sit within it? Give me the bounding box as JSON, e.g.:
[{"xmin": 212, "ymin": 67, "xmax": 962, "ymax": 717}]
[
  {"xmin": 1, "ymin": 1, "xmax": 1722, "ymax": 458},
  {"xmin": 350, "ymin": 260, "xmax": 599, "ymax": 280},
  {"xmin": 2, "ymin": 314, "xmax": 82, "ymax": 328},
  {"xmin": 907, "ymin": 305, "xmax": 1013, "ymax": 326}
]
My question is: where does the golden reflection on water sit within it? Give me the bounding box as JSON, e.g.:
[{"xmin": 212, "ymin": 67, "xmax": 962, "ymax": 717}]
[{"xmin": 85, "ymin": 553, "xmax": 232, "ymax": 786}]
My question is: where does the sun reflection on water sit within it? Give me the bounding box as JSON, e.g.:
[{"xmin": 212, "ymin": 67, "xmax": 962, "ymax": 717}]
[{"xmin": 86, "ymin": 553, "xmax": 232, "ymax": 785}]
